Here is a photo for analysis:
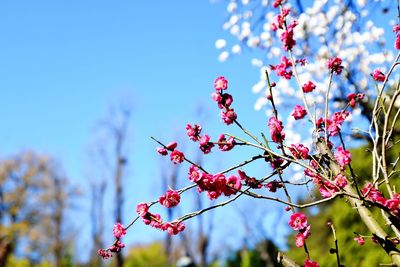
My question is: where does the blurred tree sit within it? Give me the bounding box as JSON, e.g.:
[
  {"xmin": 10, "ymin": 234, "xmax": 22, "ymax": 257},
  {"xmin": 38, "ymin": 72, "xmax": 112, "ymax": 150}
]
[{"xmin": 0, "ymin": 151, "xmax": 77, "ymax": 267}]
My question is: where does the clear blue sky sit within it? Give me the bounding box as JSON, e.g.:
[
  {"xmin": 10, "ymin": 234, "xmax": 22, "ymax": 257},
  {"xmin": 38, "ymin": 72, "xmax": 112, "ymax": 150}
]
[{"xmin": 0, "ymin": 0, "xmax": 273, "ymax": 259}]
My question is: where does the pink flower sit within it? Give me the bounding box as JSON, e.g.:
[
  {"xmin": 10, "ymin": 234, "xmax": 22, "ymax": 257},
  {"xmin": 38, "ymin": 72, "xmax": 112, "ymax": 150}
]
[
  {"xmin": 334, "ymin": 146, "xmax": 351, "ymax": 168},
  {"xmin": 214, "ymin": 76, "xmax": 228, "ymax": 91},
  {"xmin": 212, "ymin": 92, "xmax": 234, "ymax": 109},
  {"xmin": 217, "ymin": 134, "xmax": 236, "ymax": 151},
  {"xmin": 295, "ymin": 233, "xmax": 305, "ymax": 247},
  {"xmin": 372, "ymin": 69, "xmax": 385, "ymax": 82},
  {"xmin": 327, "ymin": 111, "xmax": 349, "ymax": 136},
  {"xmin": 199, "ymin": 134, "xmax": 214, "ymax": 154},
  {"xmin": 270, "ymin": 56, "xmax": 293, "ymax": 79},
  {"xmin": 289, "ymin": 212, "xmax": 308, "ymax": 231},
  {"xmin": 166, "ymin": 141, "xmax": 177, "ymax": 151},
  {"xmin": 224, "ymin": 175, "xmax": 242, "ymax": 196},
  {"xmin": 302, "ymin": 81, "xmax": 316, "ymax": 93},
  {"xmin": 221, "ymin": 108, "xmax": 237, "ymax": 125},
  {"xmin": 162, "ymin": 221, "xmax": 185, "ymax": 235},
  {"xmin": 273, "ymin": 0, "xmax": 285, "ymax": 8},
  {"xmin": 334, "ymin": 173, "xmax": 348, "ymax": 189},
  {"xmin": 396, "ymin": 35, "xmax": 400, "ymax": 50},
  {"xmin": 354, "ymin": 236, "xmax": 365, "ymax": 246},
  {"xmin": 156, "ymin": 147, "xmax": 168, "ymax": 156},
  {"xmin": 170, "ymin": 150, "xmax": 185, "ymax": 164},
  {"xmin": 327, "ymin": 56, "xmax": 344, "ymax": 75},
  {"xmin": 304, "ymin": 259, "xmax": 319, "ymax": 267},
  {"xmin": 280, "ymin": 21, "xmax": 298, "ymax": 51},
  {"xmin": 268, "ymin": 117, "xmax": 285, "ymax": 143},
  {"xmin": 188, "ymin": 165, "xmax": 201, "ymax": 182},
  {"xmin": 347, "ymin": 93, "xmax": 364, "ymax": 107},
  {"xmin": 159, "ymin": 189, "xmax": 181, "ymax": 208},
  {"xmin": 186, "ymin": 123, "xmax": 202, "ymax": 141},
  {"xmin": 271, "ymin": 8, "xmax": 290, "ymax": 31},
  {"xmin": 98, "ymin": 249, "xmax": 112, "ymax": 259},
  {"xmin": 289, "ymin": 144, "xmax": 309, "ymax": 160},
  {"xmin": 113, "ymin": 222, "xmax": 126, "ymax": 239},
  {"xmin": 136, "ymin": 202, "xmax": 149, "ymax": 217},
  {"xmin": 291, "ymin": 105, "xmax": 307, "ymax": 120}
]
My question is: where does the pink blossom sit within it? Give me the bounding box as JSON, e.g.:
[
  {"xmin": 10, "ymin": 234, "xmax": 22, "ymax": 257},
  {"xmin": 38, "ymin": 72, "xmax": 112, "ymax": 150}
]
[
  {"xmin": 170, "ymin": 150, "xmax": 185, "ymax": 164},
  {"xmin": 162, "ymin": 221, "xmax": 185, "ymax": 236},
  {"xmin": 212, "ymin": 92, "xmax": 234, "ymax": 109},
  {"xmin": 199, "ymin": 134, "xmax": 214, "ymax": 154},
  {"xmin": 166, "ymin": 141, "xmax": 177, "ymax": 151},
  {"xmin": 327, "ymin": 56, "xmax": 344, "ymax": 75},
  {"xmin": 156, "ymin": 147, "xmax": 168, "ymax": 156},
  {"xmin": 334, "ymin": 173, "xmax": 348, "ymax": 189},
  {"xmin": 385, "ymin": 197, "xmax": 400, "ymax": 212},
  {"xmin": 224, "ymin": 175, "xmax": 242, "ymax": 196},
  {"xmin": 396, "ymin": 35, "xmax": 400, "ymax": 50},
  {"xmin": 221, "ymin": 108, "xmax": 237, "ymax": 125},
  {"xmin": 302, "ymin": 81, "xmax": 316, "ymax": 93},
  {"xmin": 289, "ymin": 144, "xmax": 309, "ymax": 160},
  {"xmin": 280, "ymin": 20, "xmax": 298, "ymax": 51},
  {"xmin": 136, "ymin": 202, "xmax": 149, "ymax": 217},
  {"xmin": 98, "ymin": 249, "xmax": 112, "ymax": 259},
  {"xmin": 108, "ymin": 240, "xmax": 125, "ymax": 253},
  {"xmin": 362, "ymin": 183, "xmax": 386, "ymax": 205},
  {"xmin": 270, "ymin": 56, "xmax": 293, "ymax": 79},
  {"xmin": 304, "ymin": 259, "xmax": 319, "ymax": 267},
  {"xmin": 347, "ymin": 93, "xmax": 364, "ymax": 107},
  {"xmin": 159, "ymin": 189, "xmax": 181, "ymax": 208},
  {"xmin": 217, "ymin": 134, "xmax": 236, "ymax": 151},
  {"xmin": 268, "ymin": 117, "xmax": 285, "ymax": 143},
  {"xmin": 372, "ymin": 69, "xmax": 385, "ymax": 82},
  {"xmin": 288, "ymin": 212, "xmax": 308, "ymax": 231},
  {"xmin": 295, "ymin": 233, "xmax": 305, "ymax": 247},
  {"xmin": 214, "ymin": 76, "xmax": 228, "ymax": 91},
  {"xmin": 334, "ymin": 146, "xmax": 351, "ymax": 168},
  {"xmin": 113, "ymin": 223, "xmax": 126, "ymax": 239},
  {"xmin": 291, "ymin": 105, "xmax": 307, "ymax": 120},
  {"xmin": 273, "ymin": 0, "xmax": 285, "ymax": 8},
  {"xmin": 238, "ymin": 170, "xmax": 262, "ymax": 189},
  {"xmin": 188, "ymin": 165, "xmax": 201, "ymax": 182},
  {"xmin": 327, "ymin": 111, "xmax": 349, "ymax": 136},
  {"xmin": 354, "ymin": 236, "xmax": 365, "ymax": 246},
  {"xmin": 186, "ymin": 123, "xmax": 202, "ymax": 141},
  {"xmin": 271, "ymin": 8, "xmax": 290, "ymax": 31}
]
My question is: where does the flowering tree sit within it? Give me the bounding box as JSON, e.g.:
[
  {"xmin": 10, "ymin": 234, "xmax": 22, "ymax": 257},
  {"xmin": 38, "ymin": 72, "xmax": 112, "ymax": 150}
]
[{"xmin": 98, "ymin": 0, "xmax": 400, "ymax": 266}]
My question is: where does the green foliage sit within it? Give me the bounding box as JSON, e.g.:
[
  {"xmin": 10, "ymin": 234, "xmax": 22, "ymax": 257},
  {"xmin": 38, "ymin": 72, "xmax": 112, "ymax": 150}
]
[{"xmin": 124, "ymin": 242, "xmax": 168, "ymax": 267}]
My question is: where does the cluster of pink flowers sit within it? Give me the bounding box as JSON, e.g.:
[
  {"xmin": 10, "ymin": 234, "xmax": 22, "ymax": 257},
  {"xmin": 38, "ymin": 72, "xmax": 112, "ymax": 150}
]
[
  {"xmin": 97, "ymin": 223, "xmax": 127, "ymax": 259},
  {"xmin": 316, "ymin": 111, "xmax": 350, "ymax": 137},
  {"xmin": 362, "ymin": 183, "xmax": 400, "ymax": 215},
  {"xmin": 212, "ymin": 76, "xmax": 237, "ymax": 125},
  {"xmin": 159, "ymin": 189, "xmax": 181, "ymax": 208},
  {"xmin": 185, "ymin": 123, "xmax": 236, "ymax": 154},
  {"xmin": 136, "ymin": 202, "xmax": 185, "ymax": 236},
  {"xmin": 288, "ymin": 212, "xmax": 312, "ymax": 249},
  {"xmin": 157, "ymin": 141, "xmax": 186, "ymax": 164},
  {"xmin": 217, "ymin": 134, "xmax": 236, "ymax": 151},
  {"xmin": 271, "ymin": 7, "xmax": 290, "ymax": 31},
  {"xmin": 304, "ymin": 160, "xmax": 348, "ymax": 198},
  {"xmin": 188, "ymin": 166, "xmax": 242, "ymax": 200},
  {"xmin": 280, "ymin": 20, "xmax": 298, "ymax": 51},
  {"xmin": 304, "ymin": 259, "xmax": 320, "ymax": 267},
  {"xmin": 268, "ymin": 117, "xmax": 285, "ymax": 143},
  {"xmin": 334, "ymin": 146, "xmax": 351, "ymax": 169},
  {"xmin": 270, "ymin": 56, "xmax": 293, "ymax": 79},
  {"xmin": 289, "ymin": 144, "xmax": 309, "ymax": 160},
  {"xmin": 347, "ymin": 93, "xmax": 364, "ymax": 107}
]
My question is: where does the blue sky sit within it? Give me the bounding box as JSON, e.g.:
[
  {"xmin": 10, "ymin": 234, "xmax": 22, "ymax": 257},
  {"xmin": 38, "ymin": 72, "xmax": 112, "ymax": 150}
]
[{"xmin": 0, "ymin": 0, "xmax": 274, "ymax": 259}]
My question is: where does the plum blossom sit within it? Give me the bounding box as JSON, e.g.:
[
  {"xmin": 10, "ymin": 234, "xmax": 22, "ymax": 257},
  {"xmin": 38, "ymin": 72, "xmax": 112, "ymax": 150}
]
[
  {"xmin": 170, "ymin": 150, "xmax": 185, "ymax": 164},
  {"xmin": 214, "ymin": 76, "xmax": 228, "ymax": 91},
  {"xmin": 291, "ymin": 105, "xmax": 307, "ymax": 120},
  {"xmin": 159, "ymin": 189, "xmax": 181, "ymax": 208},
  {"xmin": 289, "ymin": 212, "xmax": 308, "ymax": 231},
  {"xmin": 268, "ymin": 117, "xmax": 285, "ymax": 142},
  {"xmin": 372, "ymin": 69, "xmax": 385, "ymax": 82},
  {"xmin": 334, "ymin": 146, "xmax": 351, "ymax": 168},
  {"xmin": 113, "ymin": 223, "xmax": 126, "ymax": 239}
]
